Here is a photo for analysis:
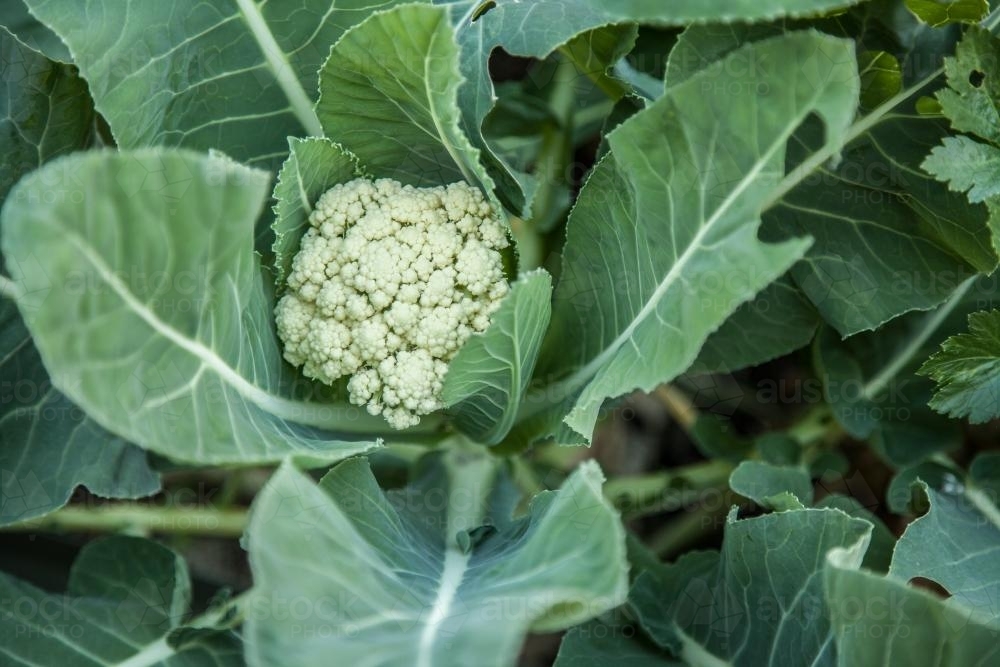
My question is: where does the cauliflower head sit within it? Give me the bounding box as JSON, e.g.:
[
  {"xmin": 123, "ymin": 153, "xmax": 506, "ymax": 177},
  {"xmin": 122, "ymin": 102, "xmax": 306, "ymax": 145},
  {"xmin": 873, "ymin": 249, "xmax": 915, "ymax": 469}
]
[{"xmin": 275, "ymin": 178, "xmax": 509, "ymax": 429}]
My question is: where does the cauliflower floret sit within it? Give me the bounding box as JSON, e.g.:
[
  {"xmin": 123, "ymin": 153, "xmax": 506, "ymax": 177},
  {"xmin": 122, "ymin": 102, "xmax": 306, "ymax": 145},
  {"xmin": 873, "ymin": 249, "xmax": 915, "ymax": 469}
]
[{"xmin": 275, "ymin": 177, "xmax": 509, "ymax": 430}]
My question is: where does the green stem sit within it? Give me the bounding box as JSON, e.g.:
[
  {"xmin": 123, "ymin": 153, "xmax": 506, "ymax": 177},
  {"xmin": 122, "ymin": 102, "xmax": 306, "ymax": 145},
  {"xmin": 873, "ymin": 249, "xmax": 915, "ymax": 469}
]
[
  {"xmin": 3, "ymin": 504, "xmax": 248, "ymax": 537},
  {"xmin": 649, "ymin": 501, "xmax": 733, "ymax": 559},
  {"xmin": 862, "ymin": 276, "xmax": 975, "ymax": 401},
  {"xmin": 604, "ymin": 459, "xmax": 734, "ymax": 520}
]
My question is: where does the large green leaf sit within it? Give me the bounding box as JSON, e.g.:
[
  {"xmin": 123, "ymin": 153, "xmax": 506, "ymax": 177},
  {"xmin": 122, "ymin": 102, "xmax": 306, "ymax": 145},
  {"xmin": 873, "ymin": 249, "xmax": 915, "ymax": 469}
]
[
  {"xmin": 0, "ymin": 535, "xmax": 242, "ymax": 665},
  {"xmin": 245, "ymin": 453, "xmax": 628, "ymax": 667},
  {"xmin": 22, "ymin": 0, "xmax": 404, "ymax": 168},
  {"xmin": 443, "ymin": 270, "xmax": 552, "ymax": 445},
  {"xmin": 630, "ymin": 507, "xmax": 873, "ymax": 665},
  {"xmin": 1, "ymin": 149, "xmax": 387, "ymax": 465},
  {"xmin": 666, "ymin": 19, "xmax": 996, "ymax": 339},
  {"xmin": 826, "ymin": 546, "xmax": 1000, "ymax": 665},
  {"xmin": 317, "ymin": 4, "xmax": 492, "ymax": 192},
  {"xmin": 920, "ymin": 309, "xmax": 1000, "ymax": 422},
  {"xmin": 891, "ymin": 480, "xmax": 1000, "ymax": 624},
  {"xmin": 528, "ymin": 32, "xmax": 858, "ymax": 441}
]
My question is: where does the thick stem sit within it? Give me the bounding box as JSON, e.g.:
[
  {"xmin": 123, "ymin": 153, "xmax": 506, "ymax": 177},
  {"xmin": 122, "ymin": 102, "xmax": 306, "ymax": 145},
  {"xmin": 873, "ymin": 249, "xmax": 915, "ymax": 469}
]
[
  {"xmin": 3, "ymin": 504, "xmax": 248, "ymax": 537},
  {"xmin": 604, "ymin": 459, "xmax": 734, "ymax": 521}
]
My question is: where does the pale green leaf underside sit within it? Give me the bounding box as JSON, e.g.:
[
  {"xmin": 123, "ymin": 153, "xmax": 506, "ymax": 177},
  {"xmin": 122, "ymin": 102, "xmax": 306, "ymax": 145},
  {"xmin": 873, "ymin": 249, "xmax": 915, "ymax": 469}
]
[
  {"xmin": 1, "ymin": 149, "xmax": 381, "ymax": 464},
  {"xmin": 245, "ymin": 454, "xmax": 627, "ymax": 667},
  {"xmin": 0, "ymin": 536, "xmax": 242, "ymax": 666},
  {"xmin": 443, "ymin": 270, "xmax": 552, "ymax": 445},
  {"xmin": 22, "ymin": 0, "xmax": 405, "ymax": 167},
  {"xmin": 317, "ymin": 4, "xmax": 492, "ymax": 192},
  {"xmin": 920, "ymin": 309, "xmax": 1000, "ymax": 423},
  {"xmin": 891, "ymin": 482, "xmax": 1000, "ymax": 625},
  {"xmin": 538, "ymin": 32, "xmax": 859, "ymax": 440}
]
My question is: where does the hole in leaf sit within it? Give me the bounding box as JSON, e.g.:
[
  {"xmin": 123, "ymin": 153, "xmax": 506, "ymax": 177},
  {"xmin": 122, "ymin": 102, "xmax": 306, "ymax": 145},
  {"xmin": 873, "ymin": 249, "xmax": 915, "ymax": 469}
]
[
  {"xmin": 471, "ymin": 0, "xmax": 496, "ymax": 22},
  {"xmin": 969, "ymin": 69, "xmax": 986, "ymax": 87},
  {"xmin": 908, "ymin": 577, "xmax": 950, "ymax": 600}
]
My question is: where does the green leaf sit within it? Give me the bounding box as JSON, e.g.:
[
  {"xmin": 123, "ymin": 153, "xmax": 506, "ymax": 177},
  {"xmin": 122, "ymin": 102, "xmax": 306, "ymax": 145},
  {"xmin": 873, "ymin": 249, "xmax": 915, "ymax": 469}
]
[
  {"xmin": 0, "ymin": 299, "xmax": 160, "ymax": 525},
  {"xmin": 729, "ymin": 461, "xmax": 814, "ymax": 510},
  {"xmin": 669, "ymin": 19, "xmax": 998, "ymax": 337},
  {"xmin": 554, "ymin": 619, "xmax": 680, "ymax": 667},
  {"xmin": 22, "ymin": 0, "xmax": 403, "ymax": 167},
  {"xmin": 451, "ymin": 0, "xmax": 865, "ymax": 214},
  {"xmin": 905, "ymin": 0, "xmax": 989, "ymax": 27},
  {"xmin": 891, "ymin": 481, "xmax": 1000, "ymax": 625},
  {"xmin": 0, "ymin": 535, "xmax": 242, "ymax": 665},
  {"xmin": 924, "ymin": 136, "xmax": 1000, "ymax": 203},
  {"xmin": 815, "ymin": 494, "xmax": 896, "ymax": 572},
  {"xmin": 920, "ymin": 309, "xmax": 1000, "ymax": 423},
  {"xmin": 317, "ymin": 4, "xmax": 492, "ymax": 192},
  {"xmin": 532, "ymin": 32, "xmax": 858, "ymax": 441},
  {"xmin": 936, "ymin": 26, "xmax": 1000, "ymax": 143},
  {"xmin": 443, "ymin": 270, "xmax": 552, "ymax": 445},
  {"xmin": 630, "ymin": 507, "xmax": 873, "ymax": 665},
  {"xmin": 825, "ymin": 546, "xmax": 1000, "ymax": 664},
  {"xmin": 1, "ymin": 149, "xmax": 384, "ymax": 465},
  {"xmin": 271, "ymin": 137, "xmax": 362, "ymax": 289},
  {"xmin": 245, "ymin": 454, "xmax": 628, "ymax": 667},
  {"xmin": 0, "ymin": 0, "xmax": 69, "ymax": 62}
]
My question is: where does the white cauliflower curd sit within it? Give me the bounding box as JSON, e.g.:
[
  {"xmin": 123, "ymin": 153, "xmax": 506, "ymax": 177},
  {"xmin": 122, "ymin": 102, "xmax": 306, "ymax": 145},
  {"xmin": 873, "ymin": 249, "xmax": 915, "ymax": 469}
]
[{"xmin": 275, "ymin": 178, "xmax": 509, "ymax": 429}]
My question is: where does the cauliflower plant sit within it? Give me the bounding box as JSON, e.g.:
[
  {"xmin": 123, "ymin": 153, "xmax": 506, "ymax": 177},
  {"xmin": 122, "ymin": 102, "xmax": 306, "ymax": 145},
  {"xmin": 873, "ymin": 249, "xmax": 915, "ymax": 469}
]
[{"xmin": 275, "ymin": 178, "xmax": 509, "ymax": 429}]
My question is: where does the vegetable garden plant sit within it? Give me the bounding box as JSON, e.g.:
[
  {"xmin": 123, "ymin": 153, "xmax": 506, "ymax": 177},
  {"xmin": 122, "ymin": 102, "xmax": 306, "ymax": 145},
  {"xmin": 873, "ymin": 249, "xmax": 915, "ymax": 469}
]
[{"xmin": 3, "ymin": 0, "xmax": 1000, "ymax": 664}]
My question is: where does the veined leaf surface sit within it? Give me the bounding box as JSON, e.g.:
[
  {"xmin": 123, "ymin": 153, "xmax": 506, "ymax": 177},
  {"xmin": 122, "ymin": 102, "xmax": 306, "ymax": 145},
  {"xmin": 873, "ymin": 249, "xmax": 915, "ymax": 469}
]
[{"xmin": 245, "ymin": 454, "xmax": 628, "ymax": 667}]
